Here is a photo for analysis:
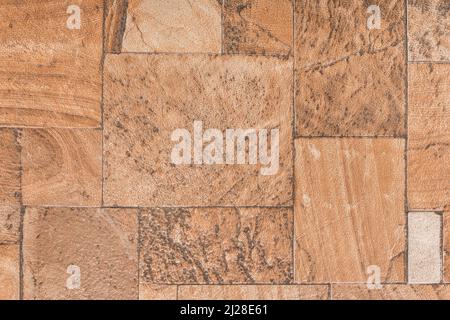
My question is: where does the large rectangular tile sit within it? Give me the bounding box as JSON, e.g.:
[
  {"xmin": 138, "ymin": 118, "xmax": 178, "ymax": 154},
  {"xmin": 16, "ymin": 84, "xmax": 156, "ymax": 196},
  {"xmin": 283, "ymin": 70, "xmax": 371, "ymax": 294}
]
[
  {"xmin": 0, "ymin": 129, "xmax": 21, "ymax": 205},
  {"xmin": 0, "ymin": 0, "xmax": 102, "ymax": 127},
  {"xmin": 295, "ymin": 138, "xmax": 406, "ymax": 283},
  {"xmin": 408, "ymin": 63, "xmax": 450, "ymax": 210},
  {"xmin": 21, "ymin": 129, "xmax": 102, "ymax": 206},
  {"xmin": 0, "ymin": 206, "xmax": 20, "ymax": 244},
  {"xmin": 223, "ymin": 0, "xmax": 293, "ymax": 55},
  {"xmin": 139, "ymin": 207, "xmax": 293, "ymax": 284},
  {"xmin": 121, "ymin": 0, "xmax": 221, "ymax": 53},
  {"xmin": 295, "ymin": 0, "xmax": 405, "ymax": 136},
  {"xmin": 0, "ymin": 245, "xmax": 20, "ymax": 300},
  {"xmin": 178, "ymin": 285, "xmax": 328, "ymax": 300},
  {"xmin": 23, "ymin": 207, "xmax": 138, "ymax": 300},
  {"xmin": 408, "ymin": 0, "xmax": 450, "ymax": 62},
  {"xmin": 103, "ymin": 54, "xmax": 293, "ymax": 207}
]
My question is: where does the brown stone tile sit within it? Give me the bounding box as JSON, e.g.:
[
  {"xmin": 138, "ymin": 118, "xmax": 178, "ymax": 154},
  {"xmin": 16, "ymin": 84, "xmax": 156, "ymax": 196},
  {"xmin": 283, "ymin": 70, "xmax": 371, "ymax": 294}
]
[
  {"xmin": 23, "ymin": 207, "xmax": 138, "ymax": 300},
  {"xmin": 295, "ymin": 0, "xmax": 405, "ymax": 137},
  {"xmin": 332, "ymin": 284, "xmax": 450, "ymax": 300},
  {"xmin": 139, "ymin": 284, "xmax": 177, "ymax": 300},
  {"xmin": 443, "ymin": 211, "xmax": 450, "ymax": 282},
  {"xmin": 295, "ymin": 138, "xmax": 405, "ymax": 283},
  {"xmin": 0, "ymin": 129, "xmax": 21, "ymax": 205},
  {"xmin": 0, "ymin": 206, "xmax": 20, "ymax": 244},
  {"xmin": 140, "ymin": 207, "xmax": 293, "ymax": 284},
  {"xmin": 223, "ymin": 0, "xmax": 293, "ymax": 55},
  {"xmin": 0, "ymin": 0, "xmax": 102, "ymax": 127},
  {"xmin": 0, "ymin": 245, "xmax": 20, "ymax": 300},
  {"xmin": 105, "ymin": 0, "xmax": 129, "ymax": 53},
  {"xmin": 103, "ymin": 54, "xmax": 293, "ymax": 207},
  {"xmin": 408, "ymin": 0, "xmax": 450, "ymax": 62},
  {"xmin": 121, "ymin": 0, "xmax": 221, "ymax": 53},
  {"xmin": 408, "ymin": 63, "xmax": 450, "ymax": 210},
  {"xmin": 179, "ymin": 285, "xmax": 328, "ymax": 300},
  {"xmin": 21, "ymin": 129, "xmax": 102, "ymax": 206}
]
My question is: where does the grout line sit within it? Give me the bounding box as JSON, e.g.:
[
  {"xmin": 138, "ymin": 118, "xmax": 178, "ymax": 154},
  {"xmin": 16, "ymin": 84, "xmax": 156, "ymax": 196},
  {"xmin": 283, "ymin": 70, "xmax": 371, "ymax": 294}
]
[
  {"xmin": 137, "ymin": 208, "xmax": 141, "ymax": 300},
  {"xmin": 101, "ymin": 0, "xmax": 107, "ymax": 208},
  {"xmin": 291, "ymin": 0, "xmax": 296, "ymax": 284},
  {"xmin": 115, "ymin": 51, "xmax": 291, "ymax": 58},
  {"xmin": 404, "ymin": 0, "xmax": 409, "ymax": 285},
  {"xmin": 221, "ymin": 0, "xmax": 224, "ymax": 55},
  {"xmin": 295, "ymin": 135, "xmax": 407, "ymax": 139},
  {"xmin": 409, "ymin": 61, "xmax": 450, "ymax": 64},
  {"xmin": 22, "ymin": 205, "xmax": 295, "ymax": 209}
]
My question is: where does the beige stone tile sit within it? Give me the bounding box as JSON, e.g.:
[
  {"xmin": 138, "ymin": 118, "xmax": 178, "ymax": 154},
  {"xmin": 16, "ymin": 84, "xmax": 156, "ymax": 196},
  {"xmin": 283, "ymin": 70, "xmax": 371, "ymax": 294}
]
[
  {"xmin": 121, "ymin": 0, "xmax": 221, "ymax": 53},
  {"xmin": 408, "ymin": 0, "xmax": 450, "ymax": 62},
  {"xmin": 295, "ymin": 138, "xmax": 406, "ymax": 283},
  {"xmin": 139, "ymin": 284, "xmax": 177, "ymax": 300},
  {"xmin": 21, "ymin": 129, "xmax": 102, "ymax": 206},
  {"xmin": 408, "ymin": 212, "xmax": 442, "ymax": 284},
  {"xmin": 0, "ymin": 206, "xmax": 20, "ymax": 244},
  {"xmin": 0, "ymin": 129, "xmax": 21, "ymax": 205},
  {"xmin": 23, "ymin": 207, "xmax": 138, "ymax": 300},
  {"xmin": 178, "ymin": 285, "xmax": 328, "ymax": 300},
  {"xmin": 224, "ymin": 0, "xmax": 293, "ymax": 55},
  {"xmin": 140, "ymin": 207, "xmax": 293, "ymax": 284},
  {"xmin": 0, "ymin": 245, "xmax": 20, "ymax": 300},
  {"xmin": 0, "ymin": 0, "xmax": 102, "ymax": 127},
  {"xmin": 103, "ymin": 54, "xmax": 293, "ymax": 207},
  {"xmin": 408, "ymin": 63, "xmax": 450, "ymax": 210},
  {"xmin": 332, "ymin": 284, "xmax": 450, "ymax": 300},
  {"xmin": 295, "ymin": 0, "xmax": 405, "ymax": 136}
]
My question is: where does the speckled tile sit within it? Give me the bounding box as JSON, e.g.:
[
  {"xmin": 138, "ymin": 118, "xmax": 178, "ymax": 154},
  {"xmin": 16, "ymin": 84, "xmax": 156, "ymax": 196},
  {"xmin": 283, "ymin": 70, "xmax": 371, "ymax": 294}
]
[
  {"xmin": 0, "ymin": 244, "xmax": 20, "ymax": 300},
  {"xmin": 23, "ymin": 207, "xmax": 138, "ymax": 300},
  {"xmin": 120, "ymin": 0, "xmax": 222, "ymax": 53},
  {"xmin": 295, "ymin": 138, "xmax": 406, "ymax": 283},
  {"xmin": 0, "ymin": 0, "xmax": 102, "ymax": 127},
  {"xmin": 408, "ymin": 0, "xmax": 450, "ymax": 62},
  {"xmin": 178, "ymin": 285, "xmax": 328, "ymax": 300},
  {"xmin": 0, "ymin": 129, "xmax": 21, "ymax": 205},
  {"xmin": 295, "ymin": 0, "xmax": 405, "ymax": 137},
  {"xmin": 103, "ymin": 54, "xmax": 293, "ymax": 207},
  {"xmin": 21, "ymin": 129, "xmax": 102, "ymax": 206},
  {"xmin": 223, "ymin": 0, "xmax": 293, "ymax": 55},
  {"xmin": 408, "ymin": 63, "xmax": 450, "ymax": 210},
  {"xmin": 139, "ymin": 207, "xmax": 293, "ymax": 284},
  {"xmin": 0, "ymin": 206, "xmax": 20, "ymax": 244}
]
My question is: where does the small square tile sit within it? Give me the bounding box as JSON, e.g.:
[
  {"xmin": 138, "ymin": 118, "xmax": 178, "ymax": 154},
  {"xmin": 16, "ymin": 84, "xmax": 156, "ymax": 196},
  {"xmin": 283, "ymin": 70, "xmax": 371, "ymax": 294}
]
[
  {"xmin": 0, "ymin": 245, "xmax": 20, "ymax": 300},
  {"xmin": 104, "ymin": 54, "xmax": 293, "ymax": 207},
  {"xmin": 224, "ymin": 0, "xmax": 293, "ymax": 55},
  {"xmin": 140, "ymin": 207, "xmax": 293, "ymax": 284},
  {"xmin": 0, "ymin": 0, "xmax": 103, "ymax": 127},
  {"xmin": 23, "ymin": 207, "xmax": 138, "ymax": 300},
  {"xmin": 295, "ymin": 0, "xmax": 405, "ymax": 136},
  {"xmin": 408, "ymin": 63, "xmax": 450, "ymax": 210},
  {"xmin": 0, "ymin": 206, "xmax": 20, "ymax": 244},
  {"xmin": 121, "ymin": 0, "xmax": 222, "ymax": 53},
  {"xmin": 295, "ymin": 138, "xmax": 406, "ymax": 283},
  {"xmin": 408, "ymin": 0, "xmax": 450, "ymax": 62},
  {"xmin": 21, "ymin": 129, "xmax": 102, "ymax": 206},
  {"xmin": 0, "ymin": 129, "xmax": 21, "ymax": 205}
]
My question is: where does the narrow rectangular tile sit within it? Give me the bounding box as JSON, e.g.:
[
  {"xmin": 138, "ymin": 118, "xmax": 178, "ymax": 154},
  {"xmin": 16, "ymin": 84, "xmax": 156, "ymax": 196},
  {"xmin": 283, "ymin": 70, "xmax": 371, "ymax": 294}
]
[
  {"xmin": 443, "ymin": 212, "xmax": 450, "ymax": 282},
  {"xmin": 0, "ymin": 0, "xmax": 102, "ymax": 127},
  {"xmin": 21, "ymin": 129, "xmax": 102, "ymax": 206},
  {"xmin": 295, "ymin": 138, "xmax": 406, "ymax": 283},
  {"xmin": 178, "ymin": 285, "xmax": 328, "ymax": 300},
  {"xmin": 408, "ymin": 63, "xmax": 450, "ymax": 210},
  {"xmin": 408, "ymin": 212, "xmax": 442, "ymax": 284},
  {"xmin": 105, "ymin": 0, "xmax": 129, "ymax": 53},
  {"xmin": 23, "ymin": 207, "xmax": 138, "ymax": 300},
  {"xmin": 140, "ymin": 207, "xmax": 293, "ymax": 284},
  {"xmin": 121, "ymin": 0, "xmax": 221, "ymax": 53},
  {"xmin": 139, "ymin": 284, "xmax": 177, "ymax": 300},
  {"xmin": 223, "ymin": 0, "xmax": 293, "ymax": 55},
  {"xmin": 0, "ymin": 129, "xmax": 21, "ymax": 205},
  {"xmin": 295, "ymin": 0, "xmax": 405, "ymax": 136},
  {"xmin": 0, "ymin": 245, "xmax": 20, "ymax": 300},
  {"xmin": 408, "ymin": 0, "xmax": 450, "ymax": 62},
  {"xmin": 332, "ymin": 284, "xmax": 450, "ymax": 300},
  {"xmin": 0, "ymin": 206, "xmax": 20, "ymax": 244},
  {"xmin": 104, "ymin": 54, "xmax": 293, "ymax": 207}
]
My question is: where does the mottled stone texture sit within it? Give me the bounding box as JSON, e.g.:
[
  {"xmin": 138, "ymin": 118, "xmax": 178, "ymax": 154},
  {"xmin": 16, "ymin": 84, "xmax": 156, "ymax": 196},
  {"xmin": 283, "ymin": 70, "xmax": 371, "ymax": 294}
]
[
  {"xmin": 224, "ymin": 0, "xmax": 293, "ymax": 55},
  {"xmin": 0, "ymin": 206, "xmax": 20, "ymax": 244},
  {"xmin": 295, "ymin": 138, "xmax": 406, "ymax": 283},
  {"xmin": 0, "ymin": 0, "xmax": 102, "ymax": 127},
  {"xmin": 23, "ymin": 208, "xmax": 138, "ymax": 300},
  {"xmin": 0, "ymin": 129, "xmax": 21, "ymax": 205},
  {"xmin": 103, "ymin": 54, "xmax": 293, "ymax": 207},
  {"xmin": 295, "ymin": 0, "xmax": 405, "ymax": 137},
  {"xmin": 139, "ymin": 207, "xmax": 293, "ymax": 284},
  {"xmin": 408, "ymin": 64, "xmax": 449, "ymax": 210},
  {"xmin": 105, "ymin": 0, "xmax": 129, "ymax": 53},
  {"xmin": 408, "ymin": 0, "xmax": 450, "ymax": 61},
  {"xmin": 0, "ymin": 245, "xmax": 20, "ymax": 300}
]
